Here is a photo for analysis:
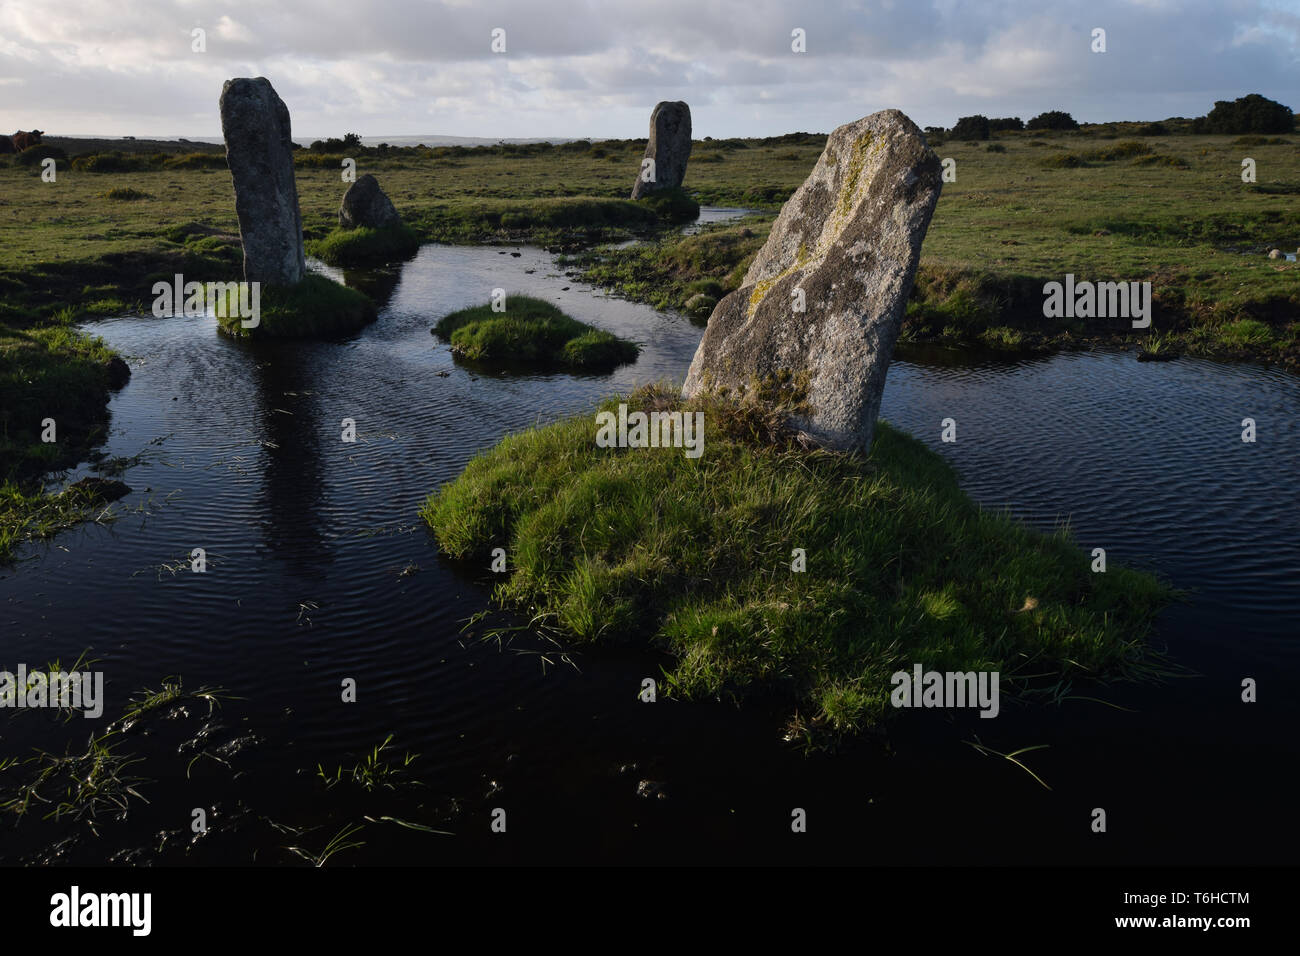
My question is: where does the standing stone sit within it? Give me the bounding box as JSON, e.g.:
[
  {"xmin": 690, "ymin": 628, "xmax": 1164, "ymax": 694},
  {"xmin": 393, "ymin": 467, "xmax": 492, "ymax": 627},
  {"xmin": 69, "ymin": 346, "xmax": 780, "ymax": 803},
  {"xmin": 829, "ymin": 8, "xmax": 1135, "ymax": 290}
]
[
  {"xmin": 219, "ymin": 77, "xmax": 306, "ymax": 286},
  {"xmin": 339, "ymin": 174, "xmax": 401, "ymax": 229},
  {"xmin": 682, "ymin": 109, "xmax": 942, "ymax": 453},
  {"xmin": 630, "ymin": 101, "xmax": 692, "ymax": 199}
]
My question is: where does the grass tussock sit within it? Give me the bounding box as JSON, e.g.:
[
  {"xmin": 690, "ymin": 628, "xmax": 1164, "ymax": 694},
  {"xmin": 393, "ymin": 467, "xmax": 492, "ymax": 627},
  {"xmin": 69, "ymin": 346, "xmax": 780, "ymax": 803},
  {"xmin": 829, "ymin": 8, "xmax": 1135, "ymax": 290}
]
[
  {"xmin": 215, "ymin": 273, "xmax": 377, "ymax": 339},
  {"xmin": 306, "ymin": 223, "xmax": 420, "ymax": 266},
  {"xmin": 0, "ymin": 480, "xmax": 119, "ymax": 564},
  {"xmin": 432, "ymin": 294, "xmax": 639, "ymax": 370},
  {"xmin": 422, "ymin": 384, "xmax": 1175, "ymax": 743},
  {"xmin": 100, "ymin": 187, "xmax": 153, "ymax": 201}
]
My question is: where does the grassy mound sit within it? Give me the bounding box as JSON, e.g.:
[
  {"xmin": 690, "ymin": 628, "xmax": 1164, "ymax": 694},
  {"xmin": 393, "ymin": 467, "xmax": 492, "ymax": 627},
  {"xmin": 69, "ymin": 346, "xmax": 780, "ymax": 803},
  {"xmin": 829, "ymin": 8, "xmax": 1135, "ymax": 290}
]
[
  {"xmin": 306, "ymin": 222, "xmax": 420, "ymax": 266},
  {"xmin": 432, "ymin": 295, "xmax": 639, "ymax": 370},
  {"xmin": 422, "ymin": 385, "xmax": 1174, "ymax": 742},
  {"xmin": 215, "ymin": 273, "xmax": 377, "ymax": 339},
  {"xmin": 638, "ymin": 186, "xmax": 702, "ymax": 224}
]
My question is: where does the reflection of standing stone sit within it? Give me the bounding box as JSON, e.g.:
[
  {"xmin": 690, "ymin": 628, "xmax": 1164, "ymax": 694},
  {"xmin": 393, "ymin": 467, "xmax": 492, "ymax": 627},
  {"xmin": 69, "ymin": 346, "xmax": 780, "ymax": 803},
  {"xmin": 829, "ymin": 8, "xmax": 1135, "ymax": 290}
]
[
  {"xmin": 682, "ymin": 109, "xmax": 942, "ymax": 454},
  {"xmin": 630, "ymin": 101, "xmax": 692, "ymax": 199},
  {"xmin": 219, "ymin": 77, "xmax": 306, "ymax": 286},
  {"xmin": 339, "ymin": 174, "xmax": 401, "ymax": 229}
]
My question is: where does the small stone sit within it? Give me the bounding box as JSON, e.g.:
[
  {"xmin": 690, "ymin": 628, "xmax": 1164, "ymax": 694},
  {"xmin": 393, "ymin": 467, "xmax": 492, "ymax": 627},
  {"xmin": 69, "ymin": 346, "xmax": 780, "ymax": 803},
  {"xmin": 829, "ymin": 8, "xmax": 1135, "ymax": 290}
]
[{"xmin": 338, "ymin": 174, "xmax": 400, "ymax": 229}]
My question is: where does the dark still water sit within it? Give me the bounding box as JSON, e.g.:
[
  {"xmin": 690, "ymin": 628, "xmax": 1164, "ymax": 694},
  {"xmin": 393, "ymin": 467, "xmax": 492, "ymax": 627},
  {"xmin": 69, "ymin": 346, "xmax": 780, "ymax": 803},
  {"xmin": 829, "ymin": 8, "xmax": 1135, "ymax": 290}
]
[{"xmin": 2, "ymin": 237, "xmax": 1297, "ymax": 866}]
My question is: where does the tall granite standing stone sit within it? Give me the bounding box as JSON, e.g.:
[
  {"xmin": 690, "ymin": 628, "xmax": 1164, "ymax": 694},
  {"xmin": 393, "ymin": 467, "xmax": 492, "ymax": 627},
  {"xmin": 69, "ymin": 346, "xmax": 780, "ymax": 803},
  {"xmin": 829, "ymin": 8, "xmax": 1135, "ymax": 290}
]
[
  {"xmin": 682, "ymin": 109, "xmax": 942, "ymax": 453},
  {"xmin": 630, "ymin": 101, "xmax": 692, "ymax": 199},
  {"xmin": 339, "ymin": 174, "xmax": 401, "ymax": 229},
  {"xmin": 219, "ymin": 77, "xmax": 306, "ymax": 286}
]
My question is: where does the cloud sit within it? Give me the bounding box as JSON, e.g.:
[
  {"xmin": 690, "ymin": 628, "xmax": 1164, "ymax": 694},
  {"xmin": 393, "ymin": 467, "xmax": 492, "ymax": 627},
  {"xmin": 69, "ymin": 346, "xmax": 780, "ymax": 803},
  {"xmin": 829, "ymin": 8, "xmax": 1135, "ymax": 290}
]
[{"xmin": 0, "ymin": 0, "xmax": 1295, "ymax": 137}]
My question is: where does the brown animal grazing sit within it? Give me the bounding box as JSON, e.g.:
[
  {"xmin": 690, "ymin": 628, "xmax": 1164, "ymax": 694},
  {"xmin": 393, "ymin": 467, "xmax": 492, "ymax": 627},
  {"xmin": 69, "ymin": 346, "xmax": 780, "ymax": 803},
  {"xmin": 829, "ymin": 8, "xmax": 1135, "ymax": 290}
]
[
  {"xmin": 0, "ymin": 135, "xmax": 13, "ymax": 154},
  {"xmin": 12, "ymin": 130, "xmax": 43, "ymax": 151}
]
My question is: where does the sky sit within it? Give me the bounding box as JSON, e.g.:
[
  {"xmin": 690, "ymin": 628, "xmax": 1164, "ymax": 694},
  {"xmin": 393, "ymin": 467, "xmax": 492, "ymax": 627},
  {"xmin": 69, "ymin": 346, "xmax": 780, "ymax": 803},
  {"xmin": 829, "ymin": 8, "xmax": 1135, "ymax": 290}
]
[{"xmin": 1, "ymin": 0, "xmax": 1297, "ymax": 141}]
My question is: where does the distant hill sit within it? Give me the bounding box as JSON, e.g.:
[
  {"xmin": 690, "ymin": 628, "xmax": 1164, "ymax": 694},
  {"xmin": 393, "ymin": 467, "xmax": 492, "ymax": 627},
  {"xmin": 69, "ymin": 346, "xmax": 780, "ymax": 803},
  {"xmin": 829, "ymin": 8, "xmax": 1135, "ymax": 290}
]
[{"xmin": 46, "ymin": 134, "xmax": 580, "ymax": 152}]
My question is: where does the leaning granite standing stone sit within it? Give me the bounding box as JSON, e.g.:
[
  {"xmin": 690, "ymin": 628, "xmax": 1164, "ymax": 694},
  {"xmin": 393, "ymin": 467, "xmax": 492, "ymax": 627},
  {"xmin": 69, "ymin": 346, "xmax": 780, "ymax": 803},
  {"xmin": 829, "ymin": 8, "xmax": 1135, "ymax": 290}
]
[
  {"xmin": 219, "ymin": 77, "xmax": 306, "ymax": 286},
  {"xmin": 630, "ymin": 101, "xmax": 692, "ymax": 199},
  {"xmin": 682, "ymin": 109, "xmax": 942, "ymax": 453},
  {"xmin": 339, "ymin": 174, "xmax": 401, "ymax": 229}
]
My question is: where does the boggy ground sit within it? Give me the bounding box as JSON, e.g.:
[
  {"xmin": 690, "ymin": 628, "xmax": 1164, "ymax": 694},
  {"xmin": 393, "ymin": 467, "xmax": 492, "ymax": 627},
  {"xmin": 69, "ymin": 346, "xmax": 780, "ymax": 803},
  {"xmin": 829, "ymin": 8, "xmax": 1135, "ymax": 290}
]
[
  {"xmin": 422, "ymin": 383, "xmax": 1176, "ymax": 744},
  {"xmin": 1, "ymin": 124, "xmax": 1296, "ymax": 559}
]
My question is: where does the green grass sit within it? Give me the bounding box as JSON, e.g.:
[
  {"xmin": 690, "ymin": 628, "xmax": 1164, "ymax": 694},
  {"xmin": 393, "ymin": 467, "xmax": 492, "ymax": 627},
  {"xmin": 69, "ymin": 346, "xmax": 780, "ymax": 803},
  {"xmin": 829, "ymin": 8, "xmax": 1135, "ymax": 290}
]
[
  {"xmin": 421, "ymin": 384, "xmax": 1175, "ymax": 743},
  {"xmin": 432, "ymin": 294, "xmax": 640, "ymax": 370},
  {"xmin": 1, "ymin": 126, "xmax": 1296, "ymax": 562},
  {"xmin": 0, "ymin": 480, "xmax": 120, "ymax": 564},
  {"xmin": 316, "ymin": 734, "xmax": 419, "ymax": 792},
  {"xmin": 1217, "ymin": 317, "xmax": 1274, "ymax": 347},
  {"xmin": 637, "ymin": 186, "xmax": 701, "ymax": 224},
  {"xmin": 214, "ymin": 273, "xmax": 377, "ymax": 339},
  {"xmin": 0, "ymin": 320, "xmax": 123, "ymax": 479},
  {"xmin": 306, "ymin": 222, "xmax": 420, "ymax": 266},
  {"xmin": 0, "ymin": 731, "xmax": 148, "ymax": 835},
  {"xmin": 560, "ymin": 220, "xmax": 771, "ymax": 314},
  {"xmin": 100, "ymin": 187, "xmax": 153, "ymax": 201}
]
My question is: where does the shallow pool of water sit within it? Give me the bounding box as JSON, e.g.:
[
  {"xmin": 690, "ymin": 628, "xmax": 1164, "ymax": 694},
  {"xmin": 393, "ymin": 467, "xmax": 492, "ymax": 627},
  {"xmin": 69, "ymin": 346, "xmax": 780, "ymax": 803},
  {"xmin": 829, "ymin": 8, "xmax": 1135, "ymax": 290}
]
[{"xmin": 3, "ymin": 242, "xmax": 1297, "ymax": 865}]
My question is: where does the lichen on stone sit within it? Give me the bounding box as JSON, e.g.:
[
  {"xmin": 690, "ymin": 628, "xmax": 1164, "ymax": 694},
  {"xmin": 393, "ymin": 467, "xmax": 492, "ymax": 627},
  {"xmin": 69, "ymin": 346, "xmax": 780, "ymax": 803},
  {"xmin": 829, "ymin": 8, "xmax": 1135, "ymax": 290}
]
[{"xmin": 837, "ymin": 133, "xmax": 873, "ymax": 218}]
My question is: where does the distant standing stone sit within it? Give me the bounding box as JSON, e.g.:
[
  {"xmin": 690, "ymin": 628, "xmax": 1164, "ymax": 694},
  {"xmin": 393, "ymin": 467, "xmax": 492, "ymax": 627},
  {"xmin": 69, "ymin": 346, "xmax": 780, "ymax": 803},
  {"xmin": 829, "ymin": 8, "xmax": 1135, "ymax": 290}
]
[
  {"xmin": 219, "ymin": 77, "xmax": 306, "ymax": 285},
  {"xmin": 682, "ymin": 109, "xmax": 943, "ymax": 453},
  {"xmin": 630, "ymin": 101, "xmax": 692, "ymax": 199},
  {"xmin": 339, "ymin": 174, "xmax": 401, "ymax": 229}
]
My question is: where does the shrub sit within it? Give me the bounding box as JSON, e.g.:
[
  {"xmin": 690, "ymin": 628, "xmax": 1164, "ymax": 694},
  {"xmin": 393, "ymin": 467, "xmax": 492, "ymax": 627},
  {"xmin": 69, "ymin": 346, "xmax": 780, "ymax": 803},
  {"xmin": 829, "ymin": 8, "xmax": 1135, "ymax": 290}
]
[
  {"xmin": 950, "ymin": 115, "xmax": 990, "ymax": 141},
  {"xmin": 1027, "ymin": 111, "xmax": 1080, "ymax": 131},
  {"xmin": 1232, "ymin": 135, "xmax": 1290, "ymax": 146},
  {"xmin": 1192, "ymin": 94, "xmax": 1294, "ymax": 134},
  {"xmin": 1038, "ymin": 152, "xmax": 1087, "ymax": 169},
  {"xmin": 1084, "ymin": 140, "xmax": 1155, "ymax": 161},
  {"xmin": 15, "ymin": 144, "xmax": 67, "ymax": 167}
]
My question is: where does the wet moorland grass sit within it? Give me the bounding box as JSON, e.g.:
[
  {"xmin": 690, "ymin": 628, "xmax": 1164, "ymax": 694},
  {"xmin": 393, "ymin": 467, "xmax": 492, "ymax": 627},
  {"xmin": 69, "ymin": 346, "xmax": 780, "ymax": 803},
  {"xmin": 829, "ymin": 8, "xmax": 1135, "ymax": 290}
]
[
  {"xmin": 213, "ymin": 273, "xmax": 377, "ymax": 339},
  {"xmin": 1, "ymin": 124, "xmax": 1295, "ymax": 558},
  {"xmin": 558, "ymin": 131, "xmax": 1299, "ymax": 364},
  {"xmin": 433, "ymin": 295, "xmax": 640, "ymax": 370},
  {"xmin": 306, "ymin": 222, "xmax": 421, "ymax": 266},
  {"xmin": 422, "ymin": 384, "xmax": 1176, "ymax": 743}
]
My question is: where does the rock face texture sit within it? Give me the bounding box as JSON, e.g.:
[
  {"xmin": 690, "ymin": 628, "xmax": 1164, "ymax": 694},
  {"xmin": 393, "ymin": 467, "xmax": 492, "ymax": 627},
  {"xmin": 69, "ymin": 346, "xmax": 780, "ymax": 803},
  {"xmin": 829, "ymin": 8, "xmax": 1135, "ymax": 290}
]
[
  {"xmin": 682, "ymin": 109, "xmax": 942, "ymax": 453},
  {"xmin": 630, "ymin": 101, "xmax": 692, "ymax": 199},
  {"xmin": 339, "ymin": 174, "xmax": 401, "ymax": 229},
  {"xmin": 219, "ymin": 77, "xmax": 306, "ymax": 286}
]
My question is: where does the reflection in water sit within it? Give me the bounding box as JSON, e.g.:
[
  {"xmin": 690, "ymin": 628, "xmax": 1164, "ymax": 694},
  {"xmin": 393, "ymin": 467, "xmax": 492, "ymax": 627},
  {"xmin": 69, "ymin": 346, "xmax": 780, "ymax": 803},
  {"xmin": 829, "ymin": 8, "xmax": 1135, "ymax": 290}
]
[
  {"xmin": 0, "ymin": 240, "xmax": 1296, "ymax": 865},
  {"xmin": 247, "ymin": 344, "xmax": 334, "ymax": 580}
]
